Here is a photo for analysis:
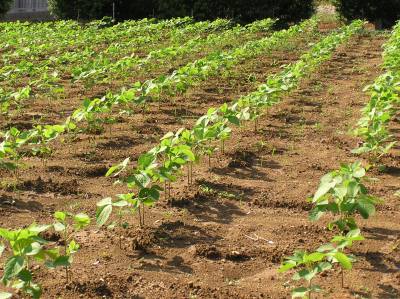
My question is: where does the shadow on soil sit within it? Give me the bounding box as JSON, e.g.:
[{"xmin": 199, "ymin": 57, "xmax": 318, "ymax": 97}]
[
  {"xmin": 378, "ymin": 284, "xmax": 400, "ymax": 299},
  {"xmin": 211, "ymin": 150, "xmax": 280, "ymax": 181},
  {"xmin": 364, "ymin": 227, "xmax": 400, "ymax": 241},
  {"xmin": 0, "ymin": 194, "xmax": 43, "ymax": 212},
  {"xmin": 171, "ymin": 193, "xmax": 247, "ymax": 224}
]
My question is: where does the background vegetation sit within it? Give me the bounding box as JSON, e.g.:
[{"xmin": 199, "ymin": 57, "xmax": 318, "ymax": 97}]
[
  {"xmin": 0, "ymin": 0, "xmax": 13, "ymax": 16},
  {"xmin": 334, "ymin": 0, "xmax": 400, "ymax": 28},
  {"xmin": 48, "ymin": 0, "xmax": 315, "ymax": 26}
]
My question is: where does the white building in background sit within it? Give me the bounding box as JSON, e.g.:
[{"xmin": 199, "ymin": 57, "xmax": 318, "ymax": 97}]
[
  {"xmin": 9, "ymin": 0, "xmax": 49, "ymax": 13},
  {"xmin": 3, "ymin": 0, "xmax": 51, "ymax": 21}
]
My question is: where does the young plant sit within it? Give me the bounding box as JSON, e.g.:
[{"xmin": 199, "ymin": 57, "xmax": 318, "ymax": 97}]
[
  {"xmin": 52, "ymin": 211, "xmax": 91, "ymax": 283},
  {"xmin": 317, "ymin": 229, "xmax": 364, "ymax": 288},
  {"xmin": 0, "ymin": 224, "xmax": 63, "ymax": 298},
  {"xmin": 308, "ymin": 161, "xmax": 381, "ymax": 234},
  {"xmin": 279, "ymin": 250, "xmax": 332, "ymax": 298}
]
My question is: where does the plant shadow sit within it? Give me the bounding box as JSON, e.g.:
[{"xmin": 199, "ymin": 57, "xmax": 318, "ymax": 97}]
[{"xmin": 0, "ymin": 194, "xmax": 43, "ymax": 212}]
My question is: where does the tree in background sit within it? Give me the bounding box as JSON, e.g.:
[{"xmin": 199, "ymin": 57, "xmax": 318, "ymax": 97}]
[
  {"xmin": 0, "ymin": 0, "xmax": 13, "ymax": 17},
  {"xmin": 48, "ymin": 0, "xmax": 115, "ymax": 20},
  {"xmin": 156, "ymin": 0, "xmax": 314, "ymax": 26},
  {"xmin": 48, "ymin": 0, "xmax": 315, "ymax": 26},
  {"xmin": 333, "ymin": 0, "xmax": 400, "ymax": 29}
]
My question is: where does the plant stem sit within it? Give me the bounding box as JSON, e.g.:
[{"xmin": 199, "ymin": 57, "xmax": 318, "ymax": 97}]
[
  {"xmin": 187, "ymin": 164, "xmax": 190, "ymax": 186},
  {"xmin": 64, "ymin": 228, "xmax": 69, "ymax": 284},
  {"xmin": 138, "ymin": 205, "xmax": 142, "ymax": 228},
  {"xmin": 164, "ymin": 181, "xmax": 167, "ymax": 201},
  {"xmin": 341, "ymin": 269, "xmax": 344, "ymax": 288},
  {"xmin": 142, "ymin": 203, "xmax": 145, "ymax": 227},
  {"xmin": 190, "ymin": 162, "xmax": 193, "ymax": 185}
]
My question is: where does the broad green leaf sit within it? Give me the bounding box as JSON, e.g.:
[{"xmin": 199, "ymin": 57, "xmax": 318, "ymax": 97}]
[
  {"xmin": 353, "ymin": 166, "xmax": 366, "ymax": 178},
  {"xmin": 138, "ymin": 153, "xmax": 156, "ymax": 170},
  {"xmin": 291, "ymin": 287, "xmax": 309, "ymax": 298},
  {"xmin": 334, "ymin": 252, "xmax": 352, "ymax": 270},
  {"xmin": 293, "ymin": 269, "xmax": 316, "ymax": 281},
  {"xmin": 74, "ymin": 213, "xmax": 91, "ymax": 229},
  {"xmin": 46, "ymin": 255, "xmax": 70, "ymax": 268},
  {"xmin": 68, "ymin": 240, "xmax": 80, "ymax": 255},
  {"xmin": 96, "ymin": 205, "xmax": 113, "ymax": 227},
  {"xmin": 316, "ymin": 261, "xmax": 332, "ymax": 272},
  {"xmin": 112, "ymin": 199, "xmax": 129, "ymax": 207},
  {"xmin": 0, "ymin": 292, "xmax": 12, "ymax": 299},
  {"xmin": 25, "ymin": 242, "xmax": 43, "ymax": 256},
  {"xmin": 313, "ymin": 180, "xmax": 335, "ymax": 202},
  {"xmin": 29, "ymin": 224, "xmax": 51, "ymax": 234},
  {"xmin": 0, "ymin": 243, "xmax": 4, "ymax": 257},
  {"xmin": 357, "ymin": 196, "xmax": 376, "ymax": 219},
  {"xmin": 0, "ymin": 228, "xmax": 13, "ymax": 240},
  {"xmin": 304, "ymin": 252, "xmax": 325, "ymax": 263},
  {"xmin": 53, "ymin": 222, "xmax": 65, "ymax": 232},
  {"xmin": 17, "ymin": 269, "xmax": 32, "ymax": 282},
  {"xmin": 2, "ymin": 256, "xmax": 25, "ymax": 283},
  {"xmin": 106, "ymin": 158, "xmax": 130, "ymax": 177},
  {"xmin": 97, "ymin": 197, "xmax": 112, "ymax": 207},
  {"xmin": 54, "ymin": 211, "xmax": 66, "ymax": 222},
  {"xmin": 278, "ymin": 260, "xmax": 296, "ymax": 273}
]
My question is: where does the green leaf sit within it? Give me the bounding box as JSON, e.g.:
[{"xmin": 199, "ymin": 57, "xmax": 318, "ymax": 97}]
[
  {"xmin": 304, "ymin": 252, "xmax": 325, "ymax": 263},
  {"xmin": 0, "ymin": 292, "xmax": 12, "ymax": 299},
  {"xmin": 0, "ymin": 243, "xmax": 4, "ymax": 257},
  {"xmin": 356, "ymin": 196, "xmax": 376, "ymax": 219},
  {"xmin": 74, "ymin": 213, "xmax": 91, "ymax": 229},
  {"xmin": 293, "ymin": 269, "xmax": 312, "ymax": 281},
  {"xmin": 68, "ymin": 240, "xmax": 80, "ymax": 255},
  {"xmin": 2, "ymin": 256, "xmax": 25, "ymax": 284},
  {"xmin": 227, "ymin": 116, "xmax": 240, "ymax": 126},
  {"xmin": 53, "ymin": 222, "xmax": 66, "ymax": 232},
  {"xmin": 97, "ymin": 197, "xmax": 112, "ymax": 207},
  {"xmin": 54, "ymin": 211, "xmax": 66, "ymax": 222},
  {"xmin": 278, "ymin": 260, "xmax": 296, "ymax": 273},
  {"xmin": 353, "ymin": 166, "xmax": 365, "ymax": 178},
  {"xmin": 316, "ymin": 262, "xmax": 332, "ymax": 272},
  {"xmin": 29, "ymin": 224, "xmax": 51, "ymax": 234},
  {"xmin": 0, "ymin": 229, "xmax": 13, "ymax": 240},
  {"xmin": 137, "ymin": 153, "xmax": 156, "ymax": 170},
  {"xmin": 46, "ymin": 255, "xmax": 70, "ymax": 268},
  {"xmin": 291, "ymin": 287, "xmax": 309, "ymax": 298},
  {"xmin": 106, "ymin": 158, "xmax": 130, "ymax": 177},
  {"xmin": 96, "ymin": 204, "xmax": 112, "ymax": 227},
  {"xmin": 17, "ymin": 269, "xmax": 32, "ymax": 282},
  {"xmin": 334, "ymin": 252, "xmax": 352, "ymax": 270},
  {"xmin": 313, "ymin": 181, "xmax": 335, "ymax": 202}
]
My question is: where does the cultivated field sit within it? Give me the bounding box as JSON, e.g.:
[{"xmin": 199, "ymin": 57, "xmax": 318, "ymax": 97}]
[{"xmin": 0, "ymin": 15, "xmax": 399, "ymax": 298}]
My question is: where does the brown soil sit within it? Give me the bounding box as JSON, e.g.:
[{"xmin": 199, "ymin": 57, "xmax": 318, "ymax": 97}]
[{"xmin": 1, "ymin": 30, "xmax": 399, "ymax": 299}]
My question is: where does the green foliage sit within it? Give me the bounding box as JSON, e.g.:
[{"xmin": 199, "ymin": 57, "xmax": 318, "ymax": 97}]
[
  {"xmin": 48, "ymin": 0, "xmax": 314, "ymax": 25},
  {"xmin": 52, "ymin": 211, "xmax": 90, "ymax": 283},
  {"xmin": 279, "ymin": 250, "xmax": 330, "ymax": 298},
  {"xmin": 333, "ymin": 0, "xmax": 400, "ymax": 29},
  {"xmin": 97, "ymin": 21, "xmax": 362, "ymax": 237},
  {"xmin": 0, "ymin": 0, "xmax": 12, "ymax": 17},
  {"xmin": 280, "ymin": 229, "xmax": 364, "ymax": 298},
  {"xmin": 48, "ymin": 0, "xmax": 115, "ymax": 20},
  {"xmin": 0, "ymin": 225, "xmax": 62, "ymax": 298},
  {"xmin": 352, "ymin": 21, "xmax": 400, "ymax": 161},
  {"xmin": 309, "ymin": 161, "xmax": 381, "ymax": 233}
]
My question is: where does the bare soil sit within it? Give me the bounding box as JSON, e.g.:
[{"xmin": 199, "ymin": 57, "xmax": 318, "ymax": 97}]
[{"xmin": 0, "ymin": 30, "xmax": 399, "ymax": 299}]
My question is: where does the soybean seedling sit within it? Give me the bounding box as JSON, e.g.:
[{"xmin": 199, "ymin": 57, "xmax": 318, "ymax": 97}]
[
  {"xmin": 0, "ymin": 224, "xmax": 63, "ymax": 298},
  {"xmin": 308, "ymin": 161, "xmax": 381, "ymax": 234},
  {"xmin": 279, "ymin": 250, "xmax": 332, "ymax": 299},
  {"xmin": 52, "ymin": 211, "xmax": 91, "ymax": 283}
]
